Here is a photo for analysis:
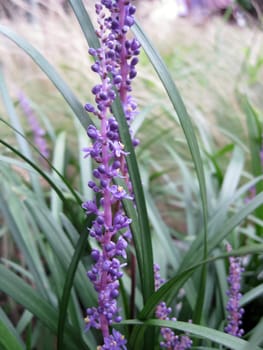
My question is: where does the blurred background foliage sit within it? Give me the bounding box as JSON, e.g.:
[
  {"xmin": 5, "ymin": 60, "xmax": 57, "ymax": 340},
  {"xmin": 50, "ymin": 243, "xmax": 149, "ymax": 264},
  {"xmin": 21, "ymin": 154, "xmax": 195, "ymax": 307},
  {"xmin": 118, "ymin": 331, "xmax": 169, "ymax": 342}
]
[{"xmin": 0, "ymin": 1, "xmax": 263, "ymax": 349}]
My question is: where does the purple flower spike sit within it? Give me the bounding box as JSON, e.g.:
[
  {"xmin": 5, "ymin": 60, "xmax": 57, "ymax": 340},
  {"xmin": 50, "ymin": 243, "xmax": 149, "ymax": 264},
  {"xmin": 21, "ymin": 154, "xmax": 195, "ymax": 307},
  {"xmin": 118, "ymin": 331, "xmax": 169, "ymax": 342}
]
[
  {"xmin": 225, "ymin": 244, "xmax": 245, "ymax": 337},
  {"xmin": 154, "ymin": 264, "xmax": 192, "ymax": 349},
  {"xmin": 18, "ymin": 91, "xmax": 49, "ymax": 162},
  {"xmin": 83, "ymin": 0, "xmax": 140, "ymax": 346}
]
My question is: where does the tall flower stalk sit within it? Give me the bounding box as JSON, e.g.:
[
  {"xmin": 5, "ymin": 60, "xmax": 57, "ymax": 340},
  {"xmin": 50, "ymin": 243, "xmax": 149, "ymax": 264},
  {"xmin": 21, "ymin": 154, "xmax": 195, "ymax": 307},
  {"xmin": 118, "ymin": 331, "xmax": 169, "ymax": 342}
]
[
  {"xmin": 225, "ymin": 244, "xmax": 244, "ymax": 337},
  {"xmin": 82, "ymin": 1, "xmax": 140, "ymax": 348}
]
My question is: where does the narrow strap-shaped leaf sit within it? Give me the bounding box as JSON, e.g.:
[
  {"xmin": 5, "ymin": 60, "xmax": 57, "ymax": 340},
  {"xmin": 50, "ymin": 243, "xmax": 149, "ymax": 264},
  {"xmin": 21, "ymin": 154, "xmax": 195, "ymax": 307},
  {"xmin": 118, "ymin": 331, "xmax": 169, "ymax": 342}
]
[
  {"xmin": 0, "ymin": 309, "xmax": 25, "ymax": 350},
  {"xmin": 112, "ymin": 97, "xmax": 155, "ymax": 302},
  {"xmin": 0, "ymin": 25, "xmax": 91, "ymax": 129},
  {"xmin": 0, "ymin": 139, "xmax": 68, "ymax": 204},
  {"xmin": 50, "ymin": 131, "xmax": 67, "ymax": 222},
  {"xmin": 0, "ymin": 319, "xmax": 25, "ymax": 350},
  {"xmin": 0, "ymin": 192, "xmax": 50, "ymax": 301},
  {"xmin": 0, "ymin": 265, "xmax": 89, "ymax": 350},
  {"xmin": 129, "ymin": 244, "xmax": 263, "ymax": 347},
  {"xmin": 132, "ymin": 21, "xmax": 208, "ymax": 324},
  {"xmin": 68, "ymin": 0, "xmax": 100, "ymax": 49},
  {"xmin": 0, "ymin": 67, "xmax": 44, "ymax": 202},
  {"xmin": 240, "ymin": 283, "xmax": 263, "ymax": 307},
  {"xmin": 57, "ymin": 225, "xmax": 92, "ymax": 350},
  {"xmin": 0, "ymin": 117, "xmax": 82, "ymax": 205},
  {"xmin": 239, "ymin": 94, "xmax": 263, "ymax": 232},
  {"xmin": 123, "ymin": 319, "xmax": 263, "ymax": 350},
  {"xmin": 181, "ymin": 192, "xmax": 263, "ymax": 272}
]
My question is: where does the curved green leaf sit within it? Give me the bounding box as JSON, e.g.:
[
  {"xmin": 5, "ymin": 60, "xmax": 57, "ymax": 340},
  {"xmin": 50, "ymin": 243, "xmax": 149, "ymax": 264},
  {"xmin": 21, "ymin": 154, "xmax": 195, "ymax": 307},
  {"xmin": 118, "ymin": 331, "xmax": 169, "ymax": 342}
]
[
  {"xmin": 57, "ymin": 225, "xmax": 93, "ymax": 350},
  {"xmin": 124, "ymin": 319, "xmax": 263, "ymax": 350},
  {"xmin": 0, "ymin": 309, "xmax": 25, "ymax": 350},
  {"xmin": 0, "ymin": 265, "xmax": 89, "ymax": 350},
  {"xmin": 0, "ymin": 320, "xmax": 25, "ymax": 350},
  {"xmin": 241, "ymin": 284, "xmax": 263, "ymax": 307},
  {"xmin": 0, "ymin": 25, "xmax": 91, "ymax": 129},
  {"xmin": 0, "ymin": 117, "xmax": 82, "ymax": 205},
  {"xmin": 132, "ymin": 21, "xmax": 208, "ymax": 324},
  {"xmin": 130, "ymin": 244, "xmax": 263, "ymax": 347}
]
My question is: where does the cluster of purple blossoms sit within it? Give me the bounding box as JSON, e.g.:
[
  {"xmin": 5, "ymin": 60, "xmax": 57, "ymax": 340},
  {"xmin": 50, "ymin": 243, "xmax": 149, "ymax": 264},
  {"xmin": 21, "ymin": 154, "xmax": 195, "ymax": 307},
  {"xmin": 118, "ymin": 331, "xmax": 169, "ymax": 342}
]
[
  {"xmin": 82, "ymin": 0, "xmax": 140, "ymax": 348},
  {"xmin": 154, "ymin": 264, "xmax": 192, "ymax": 350},
  {"xmin": 18, "ymin": 91, "xmax": 49, "ymax": 161},
  {"xmin": 225, "ymin": 244, "xmax": 245, "ymax": 337}
]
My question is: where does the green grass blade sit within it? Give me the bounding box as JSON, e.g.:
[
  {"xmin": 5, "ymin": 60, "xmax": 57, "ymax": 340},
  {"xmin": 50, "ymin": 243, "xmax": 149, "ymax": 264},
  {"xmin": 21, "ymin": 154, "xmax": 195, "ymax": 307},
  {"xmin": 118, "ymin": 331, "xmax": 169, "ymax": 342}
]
[
  {"xmin": 50, "ymin": 131, "xmax": 67, "ymax": 222},
  {"xmin": 240, "ymin": 284, "xmax": 263, "ymax": 307},
  {"xmin": 181, "ymin": 192, "xmax": 263, "ymax": 271},
  {"xmin": 218, "ymin": 146, "xmax": 244, "ymax": 205},
  {"xmin": 68, "ymin": 0, "xmax": 100, "ymax": 49},
  {"xmin": 0, "ymin": 309, "xmax": 25, "ymax": 350},
  {"xmin": 133, "ymin": 21, "xmax": 208, "ymax": 324},
  {"xmin": 0, "ymin": 139, "xmax": 68, "ymax": 204},
  {"xmin": 243, "ymin": 318, "xmax": 263, "ymax": 350},
  {"xmin": 0, "ymin": 192, "xmax": 50, "ymax": 301},
  {"xmin": 0, "ymin": 67, "xmax": 44, "ymax": 202},
  {"xmin": 123, "ymin": 319, "xmax": 263, "ymax": 350},
  {"xmin": 57, "ymin": 224, "xmax": 92, "ymax": 350},
  {"xmin": 239, "ymin": 94, "xmax": 263, "ymax": 230},
  {"xmin": 0, "ymin": 265, "xmax": 89, "ymax": 350},
  {"xmin": 0, "ymin": 319, "xmax": 25, "ymax": 350},
  {"xmin": 0, "ymin": 25, "xmax": 91, "ymax": 129},
  {"xmin": 130, "ymin": 245, "xmax": 263, "ymax": 347},
  {"xmin": 112, "ymin": 96, "xmax": 155, "ymax": 303},
  {"xmin": 0, "ymin": 117, "xmax": 82, "ymax": 205},
  {"xmin": 132, "ymin": 21, "xmax": 208, "ymax": 236}
]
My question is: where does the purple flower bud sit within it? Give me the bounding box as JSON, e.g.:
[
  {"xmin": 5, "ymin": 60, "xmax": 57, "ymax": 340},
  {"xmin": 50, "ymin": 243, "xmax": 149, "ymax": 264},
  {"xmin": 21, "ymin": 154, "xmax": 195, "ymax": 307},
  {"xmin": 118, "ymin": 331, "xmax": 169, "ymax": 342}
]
[
  {"xmin": 129, "ymin": 69, "xmax": 137, "ymax": 79},
  {"xmin": 82, "ymin": 200, "xmax": 98, "ymax": 215},
  {"xmin": 130, "ymin": 57, "xmax": 139, "ymax": 66},
  {"xmin": 92, "ymin": 85, "xmax": 101, "ymax": 95},
  {"xmin": 125, "ymin": 16, "xmax": 134, "ymax": 27},
  {"xmin": 87, "ymin": 125, "xmax": 99, "ymax": 139},
  {"xmin": 91, "ymin": 62, "xmax": 100, "ymax": 73},
  {"xmin": 129, "ymin": 5, "xmax": 136, "ymax": 15},
  {"xmin": 88, "ymin": 48, "xmax": 97, "ymax": 56},
  {"xmin": 113, "ymin": 75, "xmax": 122, "ymax": 84},
  {"xmin": 88, "ymin": 181, "xmax": 96, "ymax": 189},
  {"xmin": 85, "ymin": 103, "xmax": 96, "ymax": 113},
  {"xmin": 91, "ymin": 249, "xmax": 100, "ymax": 262}
]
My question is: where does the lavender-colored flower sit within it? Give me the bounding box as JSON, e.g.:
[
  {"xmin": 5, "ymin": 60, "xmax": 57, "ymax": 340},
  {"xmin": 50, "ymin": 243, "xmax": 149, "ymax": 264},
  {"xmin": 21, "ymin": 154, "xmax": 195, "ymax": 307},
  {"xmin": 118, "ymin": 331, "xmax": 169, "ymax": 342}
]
[
  {"xmin": 154, "ymin": 264, "xmax": 192, "ymax": 350},
  {"xmin": 98, "ymin": 329, "xmax": 127, "ymax": 350},
  {"xmin": 18, "ymin": 91, "xmax": 49, "ymax": 161},
  {"xmin": 83, "ymin": 0, "xmax": 139, "ymax": 346},
  {"xmin": 154, "ymin": 263, "xmax": 165, "ymax": 291},
  {"xmin": 225, "ymin": 244, "xmax": 245, "ymax": 337}
]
